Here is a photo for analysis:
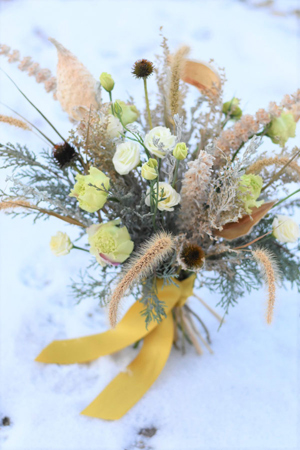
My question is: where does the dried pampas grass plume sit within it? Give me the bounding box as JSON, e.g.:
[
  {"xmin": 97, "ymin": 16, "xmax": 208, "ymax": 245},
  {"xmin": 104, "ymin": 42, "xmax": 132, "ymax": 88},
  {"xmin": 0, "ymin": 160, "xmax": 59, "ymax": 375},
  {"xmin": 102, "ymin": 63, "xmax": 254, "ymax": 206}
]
[
  {"xmin": 109, "ymin": 232, "xmax": 175, "ymax": 328},
  {"xmin": 0, "ymin": 114, "xmax": 31, "ymax": 131},
  {"xmin": 49, "ymin": 38, "xmax": 100, "ymax": 121},
  {"xmin": 252, "ymin": 248, "xmax": 281, "ymax": 324},
  {"xmin": 169, "ymin": 45, "xmax": 190, "ymax": 117}
]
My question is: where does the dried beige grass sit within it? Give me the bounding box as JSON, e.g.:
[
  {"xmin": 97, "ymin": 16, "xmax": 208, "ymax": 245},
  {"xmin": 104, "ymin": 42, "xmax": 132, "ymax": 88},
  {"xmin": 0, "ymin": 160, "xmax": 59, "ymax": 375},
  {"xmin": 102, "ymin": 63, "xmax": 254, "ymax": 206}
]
[
  {"xmin": 247, "ymin": 156, "xmax": 300, "ymax": 180},
  {"xmin": 109, "ymin": 231, "xmax": 175, "ymax": 328},
  {"xmin": 0, "ymin": 114, "xmax": 31, "ymax": 131},
  {"xmin": 0, "ymin": 199, "xmax": 32, "ymax": 210},
  {"xmin": 169, "ymin": 45, "xmax": 190, "ymax": 118},
  {"xmin": 0, "ymin": 199, "xmax": 86, "ymax": 227},
  {"xmin": 252, "ymin": 248, "xmax": 281, "ymax": 324}
]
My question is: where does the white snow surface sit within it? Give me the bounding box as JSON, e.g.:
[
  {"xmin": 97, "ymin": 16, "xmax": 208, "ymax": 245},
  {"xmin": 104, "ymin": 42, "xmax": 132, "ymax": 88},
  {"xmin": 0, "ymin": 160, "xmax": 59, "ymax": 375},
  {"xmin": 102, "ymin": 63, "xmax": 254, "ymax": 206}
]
[{"xmin": 0, "ymin": 1, "xmax": 299, "ymax": 449}]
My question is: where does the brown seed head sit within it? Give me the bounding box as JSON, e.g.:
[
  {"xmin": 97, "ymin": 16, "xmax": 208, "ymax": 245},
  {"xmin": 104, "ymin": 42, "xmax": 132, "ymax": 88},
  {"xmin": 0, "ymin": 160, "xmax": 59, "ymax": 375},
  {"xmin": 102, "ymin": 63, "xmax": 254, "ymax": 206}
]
[
  {"xmin": 179, "ymin": 243, "xmax": 205, "ymax": 271},
  {"xmin": 132, "ymin": 59, "xmax": 154, "ymax": 79},
  {"xmin": 53, "ymin": 142, "xmax": 76, "ymax": 169}
]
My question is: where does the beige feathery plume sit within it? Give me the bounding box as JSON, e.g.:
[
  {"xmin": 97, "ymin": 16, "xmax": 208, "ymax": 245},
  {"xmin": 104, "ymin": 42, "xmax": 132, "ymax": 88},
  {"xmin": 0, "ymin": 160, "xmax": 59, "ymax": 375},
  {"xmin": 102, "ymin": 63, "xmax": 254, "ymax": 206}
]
[
  {"xmin": 247, "ymin": 156, "xmax": 300, "ymax": 180},
  {"xmin": 169, "ymin": 45, "xmax": 190, "ymax": 118},
  {"xmin": 0, "ymin": 114, "xmax": 31, "ymax": 131},
  {"xmin": 109, "ymin": 232, "xmax": 175, "ymax": 328},
  {"xmin": 252, "ymin": 248, "xmax": 281, "ymax": 324},
  {"xmin": 49, "ymin": 38, "xmax": 100, "ymax": 121}
]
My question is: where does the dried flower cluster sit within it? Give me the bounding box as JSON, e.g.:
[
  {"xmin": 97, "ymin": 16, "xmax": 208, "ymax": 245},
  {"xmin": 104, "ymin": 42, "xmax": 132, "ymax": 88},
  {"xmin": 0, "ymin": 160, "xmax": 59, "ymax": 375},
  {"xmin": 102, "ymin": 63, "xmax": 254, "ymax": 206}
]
[{"xmin": 0, "ymin": 34, "xmax": 299, "ymax": 334}]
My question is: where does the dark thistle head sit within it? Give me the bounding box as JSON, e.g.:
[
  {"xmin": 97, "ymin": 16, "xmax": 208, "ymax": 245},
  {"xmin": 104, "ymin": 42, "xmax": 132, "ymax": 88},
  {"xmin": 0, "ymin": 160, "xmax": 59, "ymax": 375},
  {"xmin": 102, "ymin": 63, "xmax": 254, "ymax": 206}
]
[
  {"xmin": 179, "ymin": 243, "xmax": 205, "ymax": 271},
  {"xmin": 53, "ymin": 142, "xmax": 76, "ymax": 169},
  {"xmin": 132, "ymin": 59, "xmax": 154, "ymax": 79}
]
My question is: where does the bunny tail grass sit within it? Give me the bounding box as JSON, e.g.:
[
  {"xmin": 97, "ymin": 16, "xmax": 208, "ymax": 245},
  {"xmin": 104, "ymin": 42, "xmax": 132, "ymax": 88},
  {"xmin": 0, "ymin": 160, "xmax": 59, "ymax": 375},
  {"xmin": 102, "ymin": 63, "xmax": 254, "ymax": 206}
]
[
  {"xmin": 109, "ymin": 231, "xmax": 175, "ymax": 328},
  {"xmin": 252, "ymin": 248, "xmax": 281, "ymax": 324}
]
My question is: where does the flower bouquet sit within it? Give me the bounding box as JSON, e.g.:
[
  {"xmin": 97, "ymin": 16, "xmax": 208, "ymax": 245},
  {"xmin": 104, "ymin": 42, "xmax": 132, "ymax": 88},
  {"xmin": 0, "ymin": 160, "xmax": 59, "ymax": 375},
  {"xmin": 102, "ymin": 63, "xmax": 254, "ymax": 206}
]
[{"xmin": 0, "ymin": 34, "xmax": 299, "ymax": 420}]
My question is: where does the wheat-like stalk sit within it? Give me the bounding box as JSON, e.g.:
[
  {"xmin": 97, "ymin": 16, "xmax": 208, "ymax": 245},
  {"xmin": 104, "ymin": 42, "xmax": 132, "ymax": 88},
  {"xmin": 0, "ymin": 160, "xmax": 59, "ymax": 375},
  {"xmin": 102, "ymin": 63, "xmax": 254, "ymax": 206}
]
[
  {"xmin": 0, "ymin": 199, "xmax": 33, "ymax": 210},
  {"xmin": 0, "ymin": 44, "xmax": 57, "ymax": 95},
  {"xmin": 252, "ymin": 248, "xmax": 281, "ymax": 324},
  {"xmin": 169, "ymin": 45, "xmax": 190, "ymax": 118},
  {"xmin": 0, "ymin": 199, "xmax": 86, "ymax": 227},
  {"xmin": 0, "ymin": 114, "xmax": 31, "ymax": 131},
  {"xmin": 247, "ymin": 156, "xmax": 300, "ymax": 180},
  {"xmin": 109, "ymin": 231, "xmax": 175, "ymax": 328}
]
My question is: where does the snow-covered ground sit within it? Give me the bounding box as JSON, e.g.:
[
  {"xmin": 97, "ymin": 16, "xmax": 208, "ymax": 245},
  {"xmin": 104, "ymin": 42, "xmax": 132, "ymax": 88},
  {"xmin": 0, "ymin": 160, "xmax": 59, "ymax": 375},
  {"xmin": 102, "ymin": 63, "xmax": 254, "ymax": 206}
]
[{"xmin": 0, "ymin": 1, "xmax": 299, "ymax": 449}]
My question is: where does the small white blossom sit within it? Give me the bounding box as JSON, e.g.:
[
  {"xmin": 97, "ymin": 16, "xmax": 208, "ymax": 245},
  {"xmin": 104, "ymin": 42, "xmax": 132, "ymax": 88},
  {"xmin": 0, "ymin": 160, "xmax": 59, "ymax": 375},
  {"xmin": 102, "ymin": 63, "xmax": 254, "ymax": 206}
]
[
  {"xmin": 145, "ymin": 182, "xmax": 181, "ymax": 211},
  {"xmin": 144, "ymin": 126, "xmax": 176, "ymax": 158},
  {"xmin": 50, "ymin": 232, "xmax": 72, "ymax": 256},
  {"xmin": 113, "ymin": 141, "xmax": 140, "ymax": 175},
  {"xmin": 272, "ymin": 215, "xmax": 300, "ymax": 243}
]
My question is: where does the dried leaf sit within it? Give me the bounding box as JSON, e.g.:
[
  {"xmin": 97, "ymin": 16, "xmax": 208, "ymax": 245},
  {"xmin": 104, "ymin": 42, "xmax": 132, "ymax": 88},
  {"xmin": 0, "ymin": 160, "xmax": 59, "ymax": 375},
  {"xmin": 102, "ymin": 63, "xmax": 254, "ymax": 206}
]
[
  {"xmin": 181, "ymin": 59, "xmax": 221, "ymax": 94},
  {"xmin": 214, "ymin": 201, "xmax": 276, "ymax": 240}
]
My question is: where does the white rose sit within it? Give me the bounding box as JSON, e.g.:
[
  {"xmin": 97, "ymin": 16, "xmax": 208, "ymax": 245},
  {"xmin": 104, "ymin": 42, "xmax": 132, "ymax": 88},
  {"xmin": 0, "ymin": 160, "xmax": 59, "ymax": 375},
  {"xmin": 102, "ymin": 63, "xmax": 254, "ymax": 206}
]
[
  {"xmin": 144, "ymin": 126, "xmax": 176, "ymax": 158},
  {"xmin": 145, "ymin": 182, "xmax": 181, "ymax": 211},
  {"xmin": 105, "ymin": 114, "xmax": 123, "ymax": 139},
  {"xmin": 50, "ymin": 232, "xmax": 72, "ymax": 256},
  {"xmin": 113, "ymin": 141, "xmax": 140, "ymax": 175},
  {"xmin": 272, "ymin": 215, "xmax": 300, "ymax": 243}
]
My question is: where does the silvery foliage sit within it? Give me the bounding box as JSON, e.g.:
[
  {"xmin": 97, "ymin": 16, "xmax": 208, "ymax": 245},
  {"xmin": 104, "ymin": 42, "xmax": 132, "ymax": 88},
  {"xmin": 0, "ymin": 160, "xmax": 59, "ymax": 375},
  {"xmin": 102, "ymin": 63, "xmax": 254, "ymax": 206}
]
[{"xmin": 163, "ymin": 114, "xmax": 184, "ymax": 184}]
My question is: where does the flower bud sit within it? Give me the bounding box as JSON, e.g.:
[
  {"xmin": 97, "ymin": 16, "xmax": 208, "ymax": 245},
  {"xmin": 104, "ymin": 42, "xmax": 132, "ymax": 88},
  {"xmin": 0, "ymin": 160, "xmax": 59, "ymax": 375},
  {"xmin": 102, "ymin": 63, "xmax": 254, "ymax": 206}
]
[
  {"xmin": 50, "ymin": 232, "xmax": 72, "ymax": 256},
  {"xmin": 238, "ymin": 174, "xmax": 264, "ymax": 214},
  {"xmin": 99, "ymin": 72, "xmax": 115, "ymax": 92},
  {"xmin": 266, "ymin": 112, "xmax": 296, "ymax": 147},
  {"xmin": 222, "ymin": 98, "xmax": 242, "ymax": 120},
  {"xmin": 272, "ymin": 215, "xmax": 300, "ymax": 243},
  {"xmin": 173, "ymin": 142, "xmax": 188, "ymax": 160},
  {"xmin": 141, "ymin": 158, "xmax": 158, "ymax": 180},
  {"xmin": 113, "ymin": 100, "xmax": 139, "ymax": 126}
]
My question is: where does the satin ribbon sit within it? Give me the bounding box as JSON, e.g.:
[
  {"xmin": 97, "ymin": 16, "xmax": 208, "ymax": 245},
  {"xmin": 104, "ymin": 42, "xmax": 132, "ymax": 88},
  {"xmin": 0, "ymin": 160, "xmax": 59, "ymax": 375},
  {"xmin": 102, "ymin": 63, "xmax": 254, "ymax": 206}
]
[{"xmin": 35, "ymin": 275, "xmax": 195, "ymax": 420}]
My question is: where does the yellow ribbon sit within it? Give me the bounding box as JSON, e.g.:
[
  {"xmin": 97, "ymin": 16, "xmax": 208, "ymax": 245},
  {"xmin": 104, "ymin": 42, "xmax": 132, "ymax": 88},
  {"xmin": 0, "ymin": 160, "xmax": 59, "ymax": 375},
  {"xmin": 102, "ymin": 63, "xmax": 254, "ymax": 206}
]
[{"xmin": 35, "ymin": 275, "xmax": 195, "ymax": 420}]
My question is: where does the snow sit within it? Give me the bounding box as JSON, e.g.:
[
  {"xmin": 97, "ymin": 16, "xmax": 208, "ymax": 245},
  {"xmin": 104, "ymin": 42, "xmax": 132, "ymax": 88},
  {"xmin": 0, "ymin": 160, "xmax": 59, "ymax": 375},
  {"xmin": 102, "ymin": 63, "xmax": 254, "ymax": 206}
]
[{"xmin": 0, "ymin": 1, "xmax": 299, "ymax": 449}]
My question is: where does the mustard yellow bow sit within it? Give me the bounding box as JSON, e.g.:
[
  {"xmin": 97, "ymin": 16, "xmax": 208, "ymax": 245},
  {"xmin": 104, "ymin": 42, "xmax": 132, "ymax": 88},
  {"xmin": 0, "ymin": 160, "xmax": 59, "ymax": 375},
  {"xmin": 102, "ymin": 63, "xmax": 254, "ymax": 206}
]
[{"xmin": 35, "ymin": 275, "xmax": 195, "ymax": 420}]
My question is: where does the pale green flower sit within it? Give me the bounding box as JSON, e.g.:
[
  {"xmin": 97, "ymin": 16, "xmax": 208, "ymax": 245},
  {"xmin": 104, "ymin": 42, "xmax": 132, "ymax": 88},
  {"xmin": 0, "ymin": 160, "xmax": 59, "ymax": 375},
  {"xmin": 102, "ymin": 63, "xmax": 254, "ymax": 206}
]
[
  {"xmin": 173, "ymin": 142, "xmax": 188, "ymax": 160},
  {"xmin": 87, "ymin": 219, "xmax": 134, "ymax": 266},
  {"xmin": 266, "ymin": 112, "xmax": 296, "ymax": 146},
  {"xmin": 238, "ymin": 174, "xmax": 264, "ymax": 214},
  {"xmin": 114, "ymin": 100, "xmax": 139, "ymax": 126},
  {"xmin": 141, "ymin": 158, "xmax": 158, "ymax": 180},
  {"xmin": 69, "ymin": 167, "xmax": 110, "ymax": 213}
]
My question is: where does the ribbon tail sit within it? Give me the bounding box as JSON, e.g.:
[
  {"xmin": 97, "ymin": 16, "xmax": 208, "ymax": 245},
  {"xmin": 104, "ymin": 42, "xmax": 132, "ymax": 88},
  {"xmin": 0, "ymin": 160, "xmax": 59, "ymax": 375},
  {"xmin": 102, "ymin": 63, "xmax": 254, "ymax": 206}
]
[
  {"xmin": 35, "ymin": 281, "xmax": 184, "ymax": 365},
  {"xmin": 80, "ymin": 313, "xmax": 174, "ymax": 420}
]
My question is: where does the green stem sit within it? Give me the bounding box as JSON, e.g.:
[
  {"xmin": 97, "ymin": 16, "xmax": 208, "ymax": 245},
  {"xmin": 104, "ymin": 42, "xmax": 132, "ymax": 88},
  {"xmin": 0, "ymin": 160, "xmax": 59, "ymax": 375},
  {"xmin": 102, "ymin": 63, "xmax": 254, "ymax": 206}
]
[
  {"xmin": 0, "ymin": 101, "xmax": 56, "ymax": 147},
  {"xmin": 143, "ymin": 78, "xmax": 152, "ymax": 129},
  {"xmin": 172, "ymin": 160, "xmax": 180, "ymax": 188},
  {"xmin": 73, "ymin": 245, "xmax": 89, "ymax": 253},
  {"xmin": 1, "ymin": 69, "xmax": 67, "ymax": 144},
  {"xmin": 272, "ymin": 188, "xmax": 300, "ymax": 209},
  {"xmin": 109, "ymin": 91, "xmax": 115, "ymax": 116}
]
